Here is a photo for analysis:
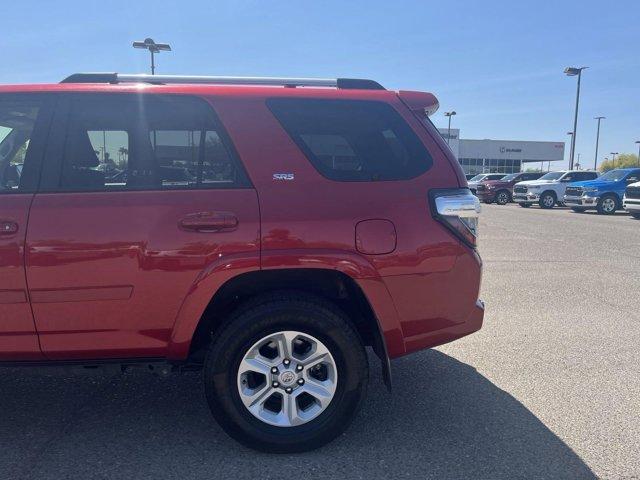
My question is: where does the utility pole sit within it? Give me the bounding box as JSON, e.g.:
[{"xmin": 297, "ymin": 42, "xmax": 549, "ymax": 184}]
[
  {"xmin": 593, "ymin": 116, "xmax": 605, "ymax": 170},
  {"xmin": 444, "ymin": 111, "xmax": 456, "ymax": 146},
  {"xmin": 564, "ymin": 66, "xmax": 588, "ymax": 169}
]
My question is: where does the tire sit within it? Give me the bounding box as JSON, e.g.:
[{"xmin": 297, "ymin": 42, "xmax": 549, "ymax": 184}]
[
  {"xmin": 203, "ymin": 292, "xmax": 368, "ymax": 453},
  {"xmin": 495, "ymin": 190, "xmax": 511, "ymax": 205},
  {"xmin": 571, "ymin": 207, "xmax": 587, "ymax": 213},
  {"xmin": 632, "ymin": 212, "xmax": 640, "ymax": 219},
  {"xmin": 597, "ymin": 194, "xmax": 618, "ymax": 215},
  {"xmin": 518, "ymin": 203, "xmax": 531, "ymax": 208},
  {"xmin": 539, "ymin": 191, "xmax": 556, "ymax": 209}
]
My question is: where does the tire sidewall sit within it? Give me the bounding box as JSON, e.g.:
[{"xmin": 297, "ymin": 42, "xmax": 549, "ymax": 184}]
[{"xmin": 204, "ymin": 298, "xmax": 367, "ymax": 452}]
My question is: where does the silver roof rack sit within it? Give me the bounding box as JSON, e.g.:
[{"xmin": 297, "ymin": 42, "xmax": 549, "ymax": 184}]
[{"xmin": 60, "ymin": 73, "xmax": 385, "ymax": 90}]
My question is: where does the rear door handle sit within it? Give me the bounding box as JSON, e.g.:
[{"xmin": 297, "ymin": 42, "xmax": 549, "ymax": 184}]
[
  {"xmin": 179, "ymin": 212, "xmax": 238, "ymax": 232},
  {"xmin": 0, "ymin": 220, "xmax": 18, "ymax": 235}
]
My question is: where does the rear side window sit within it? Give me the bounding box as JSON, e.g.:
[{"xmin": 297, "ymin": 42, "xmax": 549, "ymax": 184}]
[
  {"xmin": 578, "ymin": 172, "xmax": 598, "ymax": 181},
  {"xmin": 523, "ymin": 173, "xmax": 542, "ymax": 181},
  {"xmin": 57, "ymin": 95, "xmax": 250, "ymax": 192},
  {"xmin": 0, "ymin": 100, "xmax": 41, "ymax": 192},
  {"xmin": 267, "ymin": 98, "xmax": 432, "ymax": 181}
]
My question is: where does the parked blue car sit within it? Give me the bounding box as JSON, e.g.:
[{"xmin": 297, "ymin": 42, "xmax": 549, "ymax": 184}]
[{"xmin": 563, "ymin": 168, "xmax": 640, "ymax": 214}]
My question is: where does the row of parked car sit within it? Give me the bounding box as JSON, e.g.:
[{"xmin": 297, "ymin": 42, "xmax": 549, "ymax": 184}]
[{"xmin": 467, "ymin": 168, "xmax": 640, "ymax": 217}]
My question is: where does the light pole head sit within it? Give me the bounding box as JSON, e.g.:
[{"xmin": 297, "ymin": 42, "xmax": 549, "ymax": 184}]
[
  {"xmin": 567, "ymin": 131, "xmax": 573, "ymax": 136},
  {"xmin": 564, "ymin": 66, "xmax": 588, "ymax": 76},
  {"xmin": 444, "ymin": 111, "xmax": 456, "ymax": 117},
  {"xmin": 132, "ymin": 38, "xmax": 172, "ymax": 53},
  {"xmin": 594, "ymin": 116, "xmax": 605, "ymax": 120}
]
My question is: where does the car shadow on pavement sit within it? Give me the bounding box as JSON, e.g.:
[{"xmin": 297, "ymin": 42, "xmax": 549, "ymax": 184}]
[{"xmin": 0, "ymin": 350, "xmax": 595, "ymax": 480}]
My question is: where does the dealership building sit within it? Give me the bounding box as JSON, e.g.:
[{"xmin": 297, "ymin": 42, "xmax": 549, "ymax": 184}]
[{"xmin": 438, "ymin": 128, "xmax": 565, "ymax": 175}]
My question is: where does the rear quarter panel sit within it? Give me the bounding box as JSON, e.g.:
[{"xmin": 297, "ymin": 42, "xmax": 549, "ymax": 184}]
[{"xmin": 207, "ymin": 90, "xmax": 480, "ymax": 357}]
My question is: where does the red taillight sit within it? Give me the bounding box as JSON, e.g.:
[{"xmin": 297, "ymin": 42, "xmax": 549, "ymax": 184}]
[{"xmin": 431, "ymin": 189, "xmax": 481, "ymax": 247}]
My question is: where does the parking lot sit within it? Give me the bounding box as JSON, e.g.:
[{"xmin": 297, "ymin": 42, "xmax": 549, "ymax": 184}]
[{"xmin": 1, "ymin": 203, "xmax": 638, "ymax": 480}]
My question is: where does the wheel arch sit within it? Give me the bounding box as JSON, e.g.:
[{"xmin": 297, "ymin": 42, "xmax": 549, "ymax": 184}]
[
  {"xmin": 168, "ymin": 261, "xmax": 399, "ymax": 390},
  {"xmin": 601, "ymin": 191, "xmax": 622, "ymax": 205},
  {"xmin": 542, "ymin": 189, "xmax": 558, "ymax": 199}
]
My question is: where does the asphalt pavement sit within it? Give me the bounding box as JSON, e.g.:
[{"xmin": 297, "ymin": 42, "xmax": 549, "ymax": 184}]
[{"xmin": 1, "ymin": 203, "xmax": 639, "ymax": 479}]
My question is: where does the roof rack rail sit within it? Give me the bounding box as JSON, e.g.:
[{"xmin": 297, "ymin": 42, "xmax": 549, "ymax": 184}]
[{"xmin": 60, "ymin": 73, "xmax": 385, "ymax": 90}]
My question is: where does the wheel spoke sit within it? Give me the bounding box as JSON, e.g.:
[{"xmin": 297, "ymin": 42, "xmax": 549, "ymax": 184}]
[
  {"xmin": 239, "ymin": 356, "xmax": 273, "ymax": 377},
  {"xmin": 282, "ymin": 391, "xmax": 304, "ymax": 426},
  {"xmin": 275, "ymin": 331, "xmax": 297, "ymax": 361},
  {"xmin": 300, "ymin": 342, "xmax": 330, "ymax": 369},
  {"xmin": 242, "ymin": 382, "xmax": 274, "ymax": 410},
  {"xmin": 301, "ymin": 378, "xmax": 334, "ymax": 408}
]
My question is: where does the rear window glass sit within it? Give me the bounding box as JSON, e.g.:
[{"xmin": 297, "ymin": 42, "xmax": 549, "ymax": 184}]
[{"xmin": 267, "ymin": 98, "xmax": 432, "ymax": 181}]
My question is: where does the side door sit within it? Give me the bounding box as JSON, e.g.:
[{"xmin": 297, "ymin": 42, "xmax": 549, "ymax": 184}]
[
  {"xmin": 26, "ymin": 93, "xmax": 260, "ymax": 360},
  {"xmin": 624, "ymin": 170, "xmax": 640, "ymax": 185},
  {"xmin": 0, "ymin": 93, "xmax": 53, "ymax": 360}
]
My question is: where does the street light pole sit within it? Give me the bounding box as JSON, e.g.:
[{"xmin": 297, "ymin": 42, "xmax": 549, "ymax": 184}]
[
  {"xmin": 132, "ymin": 38, "xmax": 172, "ymax": 75},
  {"xmin": 564, "ymin": 66, "xmax": 588, "ymax": 170},
  {"xmin": 444, "ymin": 111, "xmax": 456, "ymax": 145},
  {"xmin": 567, "ymin": 131, "xmax": 573, "ymax": 168},
  {"xmin": 636, "ymin": 141, "xmax": 640, "ymax": 167},
  {"xmin": 593, "ymin": 116, "xmax": 605, "ymax": 171}
]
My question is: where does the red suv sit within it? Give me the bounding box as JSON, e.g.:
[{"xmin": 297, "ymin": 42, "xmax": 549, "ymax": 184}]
[
  {"xmin": 476, "ymin": 171, "xmax": 544, "ymax": 205},
  {"xmin": 0, "ymin": 73, "xmax": 483, "ymax": 452}
]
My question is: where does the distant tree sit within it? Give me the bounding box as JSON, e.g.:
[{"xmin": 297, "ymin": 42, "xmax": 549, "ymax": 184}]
[
  {"xmin": 599, "ymin": 153, "xmax": 640, "ymax": 172},
  {"xmin": 524, "ymin": 168, "xmax": 543, "ymax": 172},
  {"xmin": 117, "ymin": 147, "xmax": 129, "ymax": 168}
]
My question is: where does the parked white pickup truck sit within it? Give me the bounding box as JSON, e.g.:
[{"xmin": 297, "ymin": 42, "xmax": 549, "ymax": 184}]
[
  {"xmin": 623, "ymin": 181, "xmax": 640, "ymax": 219},
  {"xmin": 512, "ymin": 170, "xmax": 599, "ymax": 209}
]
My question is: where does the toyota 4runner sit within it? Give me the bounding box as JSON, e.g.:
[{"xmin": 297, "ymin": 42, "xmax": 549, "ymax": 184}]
[{"xmin": 0, "ymin": 73, "xmax": 483, "ymax": 453}]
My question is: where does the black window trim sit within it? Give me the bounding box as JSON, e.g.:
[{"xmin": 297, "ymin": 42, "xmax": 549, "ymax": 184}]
[
  {"xmin": 38, "ymin": 92, "xmax": 253, "ymax": 194},
  {"xmin": 266, "ymin": 97, "xmax": 434, "ymax": 183},
  {"xmin": 0, "ymin": 92, "xmax": 56, "ymax": 195}
]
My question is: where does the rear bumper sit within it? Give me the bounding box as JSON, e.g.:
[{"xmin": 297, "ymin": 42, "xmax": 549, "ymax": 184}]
[
  {"xmin": 382, "ymin": 250, "xmax": 484, "ymax": 357},
  {"xmin": 401, "ymin": 299, "xmax": 484, "ymax": 354}
]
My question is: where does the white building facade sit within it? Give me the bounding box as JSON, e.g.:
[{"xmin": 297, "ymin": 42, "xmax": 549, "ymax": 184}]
[{"xmin": 438, "ymin": 129, "xmax": 565, "ymax": 175}]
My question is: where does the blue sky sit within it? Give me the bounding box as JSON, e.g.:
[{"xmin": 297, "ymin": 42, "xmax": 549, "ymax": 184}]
[{"xmin": 3, "ymin": 0, "xmax": 639, "ymax": 169}]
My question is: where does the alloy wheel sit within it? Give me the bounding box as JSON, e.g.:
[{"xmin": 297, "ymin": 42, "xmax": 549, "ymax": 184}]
[
  {"xmin": 236, "ymin": 331, "xmax": 338, "ymax": 427},
  {"xmin": 601, "ymin": 197, "xmax": 616, "ymax": 213}
]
